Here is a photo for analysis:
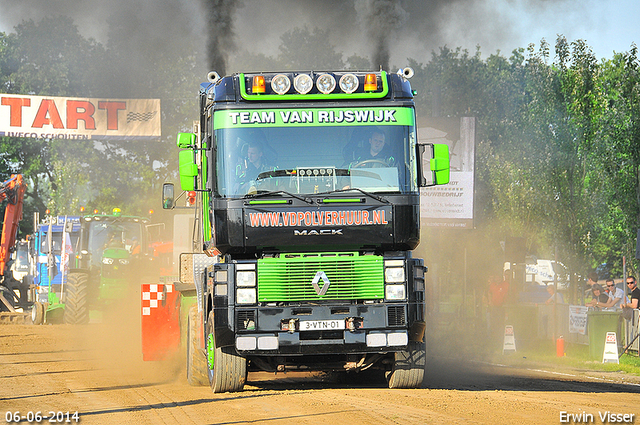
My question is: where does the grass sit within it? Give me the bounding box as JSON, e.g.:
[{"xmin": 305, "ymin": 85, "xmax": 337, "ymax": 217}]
[
  {"xmin": 429, "ymin": 319, "xmax": 640, "ymax": 379},
  {"xmin": 494, "ymin": 339, "xmax": 640, "ymax": 377}
]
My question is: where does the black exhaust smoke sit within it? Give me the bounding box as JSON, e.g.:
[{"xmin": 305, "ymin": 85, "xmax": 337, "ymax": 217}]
[
  {"xmin": 355, "ymin": 0, "xmax": 408, "ymax": 71},
  {"xmin": 201, "ymin": 0, "xmax": 239, "ymax": 77}
]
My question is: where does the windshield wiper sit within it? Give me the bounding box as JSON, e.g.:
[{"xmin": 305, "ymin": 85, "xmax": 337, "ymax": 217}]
[
  {"xmin": 245, "ymin": 190, "xmax": 313, "ymax": 204},
  {"xmin": 315, "ymin": 187, "xmax": 390, "ymax": 204}
]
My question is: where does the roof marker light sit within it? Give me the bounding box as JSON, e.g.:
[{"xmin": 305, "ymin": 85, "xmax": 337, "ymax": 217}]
[
  {"xmin": 339, "ymin": 74, "xmax": 359, "ymax": 93},
  {"xmin": 271, "ymin": 74, "xmax": 291, "ymax": 95},
  {"xmin": 364, "ymin": 73, "xmax": 377, "ymax": 91},
  {"xmin": 294, "ymin": 74, "xmax": 313, "ymax": 94},
  {"xmin": 316, "ymin": 73, "xmax": 336, "ymax": 94},
  {"xmin": 252, "ymin": 75, "xmax": 266, "ymax": 94}
]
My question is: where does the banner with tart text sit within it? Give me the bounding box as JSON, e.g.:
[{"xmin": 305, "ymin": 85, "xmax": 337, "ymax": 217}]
[{"xmin": 0, "ymin": 94, "xmax": 161, "ymax": 140}]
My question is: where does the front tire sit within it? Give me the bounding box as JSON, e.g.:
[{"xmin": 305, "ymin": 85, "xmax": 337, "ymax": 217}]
[
  {"xmin": 63, "ymin": 272, "xmax": 89, "ymax": 324},
  {"xmin": 387, "ymin": 340, "xmax": 426, "ymax": 389},
  {"xmin": 31, "ymin": 301, "xmax": 45, "ymax": 325},
  {"xmin": 207, "ymin": 311, "xmax": 246, "ymax": 393},
  {"xmin": 187, "ymin": 306, "xmax": 208, "ymax": 386}
]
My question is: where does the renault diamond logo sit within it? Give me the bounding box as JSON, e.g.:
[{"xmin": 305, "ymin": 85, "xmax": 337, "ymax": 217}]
[{"xmin": 311, "ymin": 271, "xmax": 331, "ymax": 296}]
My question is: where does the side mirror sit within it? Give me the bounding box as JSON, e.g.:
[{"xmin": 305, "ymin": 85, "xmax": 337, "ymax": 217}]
[
  {"xmin": 177, "ymin": 132, "xmax": 196, "ymax": 148},
  {"xmin": 162, "ymin": 183, "xmax": 175, "ymax": 209},
  {"xmin": 418, "ymin": 143, "xmax": 450, "ymax": 187}
]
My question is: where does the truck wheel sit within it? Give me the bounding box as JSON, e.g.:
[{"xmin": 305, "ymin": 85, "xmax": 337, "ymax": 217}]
[
  {"xmin": 63, "ymin": 272, "xmax": 89, "ymax": 325},
  {"xmin": 187, "ymin": 306, "xmax": 208, "ymax": 386},
  {"xmin": 387, "ymin": 340, "xmax": 426, "ymax": 389},
  {"xmin": 31, "ymin": 301, "xmax": 45, "ymax": 325},
  {"xmin": 206, "ymin": 311, "xmax": 246, "ymax": 393}
]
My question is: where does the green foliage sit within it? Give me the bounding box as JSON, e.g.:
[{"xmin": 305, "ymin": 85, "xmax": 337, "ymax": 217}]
[
  {"xmin": 2, "ymin": 17, "xmax": 106, "ymax": 97},
  {"xmin": 0, "ymin": 16, "xmax": 639, "ymax": 278},
  {"xmin": 277, "ymin": 26, "xmax": 344, "ymax": 70}
]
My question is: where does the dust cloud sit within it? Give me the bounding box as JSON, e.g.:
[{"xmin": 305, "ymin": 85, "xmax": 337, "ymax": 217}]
[
  {"xmin": 0, "ymin": 0, "xmax": 580, "ymax": 76},
  {"xmin": 0, "ymin": 0, "xmax": 580, "ymax": 381},
  {"xmin": 74, "ymin": 279, "xmax": 184, "ymax": 387}
]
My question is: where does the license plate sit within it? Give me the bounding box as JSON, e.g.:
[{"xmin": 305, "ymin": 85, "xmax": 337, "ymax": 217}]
[{"xmin": 299, "ymin": 319, "xmax": 345, "ymax": 331}]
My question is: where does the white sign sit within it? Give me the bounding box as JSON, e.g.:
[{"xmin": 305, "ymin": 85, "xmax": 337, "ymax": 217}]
[
  {"xmin": 419, "ymin": 117, "xmax": 475, "ymax": 229},
  {"xmin": 602, "ymin": 332, "xmax": 619, "ymax": 363},
  {"xmin": 569, "ymin": 305, "xmax": 589, "ymax": 335},
  {"xmin": 421, "ymin": 171, "xmax": 473, "ymax": 227},
  {"xmin": 503, "ymin": 325, "xmax": 516, "ymax": 353},
  {"xmin": 0, "ymin": 94, "xmax": 161, "ymax": 140}
]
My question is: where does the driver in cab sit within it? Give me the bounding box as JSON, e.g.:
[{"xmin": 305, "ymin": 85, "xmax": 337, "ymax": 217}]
[
  {"xmin": 352, "ymin": 128, "xmax": 395, "ymax": 167},
  {"xmin": 235, "ymin": 139, "xmax": 274, "ymax": 194}
]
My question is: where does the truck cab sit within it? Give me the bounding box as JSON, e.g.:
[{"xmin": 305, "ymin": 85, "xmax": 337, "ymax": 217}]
[{"xmin": 168, "ymin": 69, "xmax": 450, "ymax": 392}]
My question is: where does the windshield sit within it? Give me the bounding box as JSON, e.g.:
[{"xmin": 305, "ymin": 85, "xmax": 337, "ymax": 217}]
[
  {"xmin": 213, "ymin": 107, "xmax": 418, "ymax": 197},
  {"xmin": 40, "ymin": 232, "xmax": 79, "ymax": 256},
  {"xmin": 14, "ymin": 245, "xmax": 29, "ymax": 271},
  {"xmin": 87, "ymin": 220, "xmax": 143, "ymax": 266}
]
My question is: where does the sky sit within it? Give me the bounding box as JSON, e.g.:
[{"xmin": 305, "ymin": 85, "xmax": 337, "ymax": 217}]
[{"xmin": 0, "ymin": 0, "xmax": 637, "ymax": 72}]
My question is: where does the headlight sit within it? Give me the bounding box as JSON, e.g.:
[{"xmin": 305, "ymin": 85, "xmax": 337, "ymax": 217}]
[
  {"xmin": 236, "ymin": 288, "xmax": 256, "ymax": 304},
  {"xmin": 215, "ymin": 284, "xmax": 227, "ymax": 296},
  {"xmin": 102, "ymin": 257, "xmax": 114, "ymax": 265},
  {"xmin": 216, "ymin": 270, "xmax": 228, "ymax": 282},
  {"xmin": 339, "ymin": 74, "xmax": 359, "ymax": 93},
  {"xmin": 119, "ymin": 259, "xmax": 130, "ymax": 265},
  {"xmin": 236, "ymin": 271, "xmax": 256, "ymax": 287},
  {"xmin": 385, "ymin": 267, "xmax": 405, "ymax": 283},
  {"xmin": 271, "ymin": 74, "xmax": 291, "ymax": 94},
  {"xmin": 316, "ymin": 73, "xmax": 336, "ymax": 94},
  {"xmin": 294, "ymin": 74, "xmax": 313, "ymax": 94},
  {"xmin": 385, "ymin": 284, "xmax": 406, "ymax": 300}
]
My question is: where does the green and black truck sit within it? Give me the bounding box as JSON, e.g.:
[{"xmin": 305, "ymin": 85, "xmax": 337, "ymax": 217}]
[{"xmin": 164, "ymin": 68, "xmax": 450, "ymax": 392}]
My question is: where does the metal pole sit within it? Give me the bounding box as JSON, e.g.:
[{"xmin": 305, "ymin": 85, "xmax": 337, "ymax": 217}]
[
  {"xmin": 60, "ymin": 216, "xmax": 67, "ymax": 302},
  {"xmin": 463, "ymin": 247, "xmax": 467, "ymax": 325},
  {"xmin": 553, "ymin": 245, "xmax": 558, "ymax": 341}
]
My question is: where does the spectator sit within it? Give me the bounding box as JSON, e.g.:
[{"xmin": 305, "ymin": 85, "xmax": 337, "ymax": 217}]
[
  {"xmin": 600, "ymin": 278, "xmax": 626, "ymax": 310},
  {"xmin": 622, "ymin": 276, "xmax": 640, "ymax": 310},
  {"xmin": 584, "ymin": 271, "xmax": 599, "ymax": 297},
  {"xmin": 587, "ymin": 284, "xmax": 610, "ymax": 310},
  {"xmin": 483, "ymin": 272, "xmax": 510, "ymax": 347},
  {"xmin": 544, "ymin": 284, "xmax": 564, "ymax": 305}
]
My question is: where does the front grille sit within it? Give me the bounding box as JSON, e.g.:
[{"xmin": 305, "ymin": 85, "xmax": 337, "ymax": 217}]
[
  {"xmin": 257, "ymin": 252, "xmax": 384, "ymax": 302},
  {"xmin": 102, "ymin": 264, "xmax": 129, "ymax": 278},
  {"xmin": 388, "ymin": 305, "xmax": 406, "ymax": 326}
]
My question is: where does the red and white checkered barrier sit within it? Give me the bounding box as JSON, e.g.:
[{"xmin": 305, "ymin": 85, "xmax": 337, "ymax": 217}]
[{"xmin": 141, "ymin": 283, "xmax": 173, "ymax": 316}]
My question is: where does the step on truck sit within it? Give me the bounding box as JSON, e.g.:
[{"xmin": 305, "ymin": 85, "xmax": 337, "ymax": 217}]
[{"xmin": 163, "ymin": 68, "xmax": 450, "ymax": 392}]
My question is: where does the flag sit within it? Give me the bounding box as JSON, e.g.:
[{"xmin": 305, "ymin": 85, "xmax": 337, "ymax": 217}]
[
  {"xmin": 60, "ymin": 230, "xmax": 73, "ymax": 275},
  {"xmin": 46, "ymin": 223, "xmax": 58, "ymax": 282}
]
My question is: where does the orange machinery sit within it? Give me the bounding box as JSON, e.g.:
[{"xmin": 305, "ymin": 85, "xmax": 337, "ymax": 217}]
[
  {"xmin": 0, "ymin": 175, "xmax": 25, "ymax": 276},
  {"xmin": 0, "ymin": 174, "xmax": 29, "ymax": 321}
]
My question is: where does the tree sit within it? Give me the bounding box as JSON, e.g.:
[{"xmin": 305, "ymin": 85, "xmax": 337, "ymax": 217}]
[
  {"xmin": 0, "ymin": 16, "xmax": 108, "ymax": 231},
  {"xmin": 277, "ymin": 26, "xmax": 344, "ymax": 70},
  {"xmin": 0, "ymin": 15, "xmax": 202, "ymax": 222},
  {"xmin": 593, "ymin": 45, "xmax": 640, "ymax": 274}
]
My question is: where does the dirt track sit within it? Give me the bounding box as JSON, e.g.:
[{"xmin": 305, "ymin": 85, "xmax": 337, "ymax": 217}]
[{"xmin": 2, "ymin": 319, "xmax": 640, "ymax": 425}]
